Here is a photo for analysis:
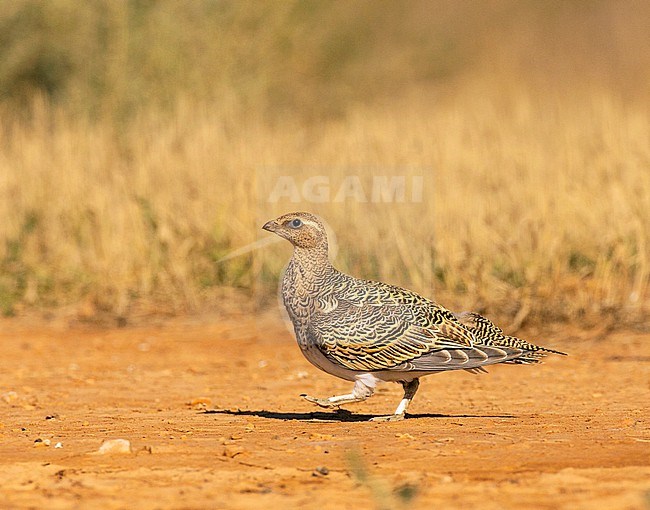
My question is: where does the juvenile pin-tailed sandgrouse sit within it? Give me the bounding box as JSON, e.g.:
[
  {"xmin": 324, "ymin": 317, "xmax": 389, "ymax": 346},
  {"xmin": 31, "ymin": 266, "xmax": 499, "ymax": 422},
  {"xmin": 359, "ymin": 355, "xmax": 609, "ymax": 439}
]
[{"xmin": 263, "ymin": 212, "xmax": 565, "ymax": 421}]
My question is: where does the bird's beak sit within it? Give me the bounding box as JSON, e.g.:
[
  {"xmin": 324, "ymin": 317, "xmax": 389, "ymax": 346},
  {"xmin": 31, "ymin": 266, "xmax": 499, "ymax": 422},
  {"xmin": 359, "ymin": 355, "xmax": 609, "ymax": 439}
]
[{"xmin": 262, "ymin": 220, "xmax": 278, "ymax": 232}]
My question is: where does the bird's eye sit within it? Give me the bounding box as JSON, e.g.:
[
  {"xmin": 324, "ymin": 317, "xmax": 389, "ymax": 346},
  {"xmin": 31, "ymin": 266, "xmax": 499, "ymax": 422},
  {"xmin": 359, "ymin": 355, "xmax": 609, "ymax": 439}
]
[{"xmin": 289, "ymin": 218, "xmax": 303, "ymax": 229}]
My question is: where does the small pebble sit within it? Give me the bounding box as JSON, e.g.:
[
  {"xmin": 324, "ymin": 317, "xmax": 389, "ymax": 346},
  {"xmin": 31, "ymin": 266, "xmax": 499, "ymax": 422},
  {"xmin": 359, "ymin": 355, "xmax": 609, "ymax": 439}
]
[
  {"xmin": 313, "ymin": 466, "xmax": 329, "ymax": 477},
  {"xmin": 97, "ymin": 439, "xmax": 132, "ymax": 455},
  {"xmin": 223, "ymin": 445, "xmax": 245, "ymax": 458},
  {"xmin": 188, "ymin": 397, "xmax": 212, "ymax": 409}
]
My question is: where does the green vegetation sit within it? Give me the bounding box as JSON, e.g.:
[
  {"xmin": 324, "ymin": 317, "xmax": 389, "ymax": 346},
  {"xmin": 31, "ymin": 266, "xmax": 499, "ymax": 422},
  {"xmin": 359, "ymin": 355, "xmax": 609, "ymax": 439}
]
[{"xmin": 347, "ymin": 450, "xmax": 418, "ymax": 510}]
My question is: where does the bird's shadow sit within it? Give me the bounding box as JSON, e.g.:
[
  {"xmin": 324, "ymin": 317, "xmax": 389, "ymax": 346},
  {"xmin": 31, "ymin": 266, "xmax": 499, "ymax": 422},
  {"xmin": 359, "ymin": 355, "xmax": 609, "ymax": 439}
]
[{"xmin": 203, "ymin": 409, "xmax": 515, "ymax": 422}]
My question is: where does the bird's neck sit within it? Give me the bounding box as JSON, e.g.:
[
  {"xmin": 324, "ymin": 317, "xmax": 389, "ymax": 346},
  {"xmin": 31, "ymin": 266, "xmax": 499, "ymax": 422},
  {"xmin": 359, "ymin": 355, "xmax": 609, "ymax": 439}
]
[{"xmin": 290, "ymin": 243, "xmax": 333, "ymax": 281}]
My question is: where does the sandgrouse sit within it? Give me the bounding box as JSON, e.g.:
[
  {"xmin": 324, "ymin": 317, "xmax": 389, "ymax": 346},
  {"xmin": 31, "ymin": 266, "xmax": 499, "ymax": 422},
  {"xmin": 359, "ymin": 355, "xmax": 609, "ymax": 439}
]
[{"xmin": 263, "ymin": 212, "xmax": 565, "ymax": 421}]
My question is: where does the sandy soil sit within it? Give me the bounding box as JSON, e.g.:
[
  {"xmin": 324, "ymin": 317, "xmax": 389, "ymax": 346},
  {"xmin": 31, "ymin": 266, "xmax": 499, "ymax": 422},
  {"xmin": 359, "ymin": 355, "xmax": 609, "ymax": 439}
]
[{"xmin": 1, "ymin": 312, "xmax": 649, "ymax": 509}]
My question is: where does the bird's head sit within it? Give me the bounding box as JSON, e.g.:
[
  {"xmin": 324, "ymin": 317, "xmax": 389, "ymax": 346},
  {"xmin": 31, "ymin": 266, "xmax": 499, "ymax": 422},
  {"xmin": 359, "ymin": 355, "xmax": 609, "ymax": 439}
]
[{"xmin": 262, "ymin": 212, "xmax": 328, "ymax": 250}]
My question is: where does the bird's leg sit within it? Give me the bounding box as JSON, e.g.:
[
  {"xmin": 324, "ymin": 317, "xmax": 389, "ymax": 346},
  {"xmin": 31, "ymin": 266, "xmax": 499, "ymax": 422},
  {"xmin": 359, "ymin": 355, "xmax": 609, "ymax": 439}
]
[
  {"xmin": 301, "ymin": 375, "xmax": 376, "ymax": 409},
  {"xmin": 370, "ymin": 378, "xmax": 420, "ymax": 422}
]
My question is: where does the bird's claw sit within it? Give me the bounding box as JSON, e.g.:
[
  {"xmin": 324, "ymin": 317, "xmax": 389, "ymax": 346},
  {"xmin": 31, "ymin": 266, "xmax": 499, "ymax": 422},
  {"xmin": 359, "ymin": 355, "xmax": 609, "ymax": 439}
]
[
  {"xmin": 300, "ymin": 394, "xmax": 339, "ymax": 409},
  {"xmin": 369, "ymin": 414, "xmax": 405, "ymax": 422}
]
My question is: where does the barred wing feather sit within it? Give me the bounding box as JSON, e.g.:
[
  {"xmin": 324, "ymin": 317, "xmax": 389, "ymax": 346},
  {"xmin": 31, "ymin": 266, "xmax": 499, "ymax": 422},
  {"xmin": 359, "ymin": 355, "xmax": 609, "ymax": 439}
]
[{"xmin": 308, "ymin": 297, "xmax": 477, "ymax": 371}]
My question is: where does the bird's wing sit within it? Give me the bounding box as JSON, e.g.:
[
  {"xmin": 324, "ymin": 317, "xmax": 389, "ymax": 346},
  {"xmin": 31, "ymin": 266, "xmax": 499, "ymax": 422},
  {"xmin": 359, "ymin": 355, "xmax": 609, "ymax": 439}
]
[{"xmin": 308, "ymin": 295, "xmax": 477, "ymax": 371}]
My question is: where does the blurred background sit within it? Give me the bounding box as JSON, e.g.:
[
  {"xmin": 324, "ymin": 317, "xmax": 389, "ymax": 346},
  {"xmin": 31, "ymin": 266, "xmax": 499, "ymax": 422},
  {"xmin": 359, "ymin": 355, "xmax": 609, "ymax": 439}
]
[{"xmin": 0, "ymin": 0, "xmax": 648, "ymax": 328}]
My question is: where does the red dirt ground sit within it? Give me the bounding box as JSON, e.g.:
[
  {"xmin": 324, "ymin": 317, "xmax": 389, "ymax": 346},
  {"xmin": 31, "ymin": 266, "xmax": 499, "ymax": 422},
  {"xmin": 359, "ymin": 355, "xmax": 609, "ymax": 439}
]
[{"xmin": 1, "ymin": 312, "xmax": 649, "ymax": 509}]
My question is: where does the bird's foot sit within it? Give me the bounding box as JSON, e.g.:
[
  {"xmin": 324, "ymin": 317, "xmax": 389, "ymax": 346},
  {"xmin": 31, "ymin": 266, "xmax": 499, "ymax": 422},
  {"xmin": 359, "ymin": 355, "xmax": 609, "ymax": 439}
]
[
  {"xmin": 300, "ymin": 394, "xmax": 340, "ymax": 409},
  {"xmin": 369, "ymin": 414, "xmax": 405, "ymax": 422}
]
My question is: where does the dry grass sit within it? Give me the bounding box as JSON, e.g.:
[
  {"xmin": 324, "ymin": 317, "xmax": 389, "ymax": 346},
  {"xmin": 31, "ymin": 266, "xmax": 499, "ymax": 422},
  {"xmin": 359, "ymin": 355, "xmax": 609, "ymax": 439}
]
[
  {"xmin": 1, "ymin": 79, "xmax": 648, "ymax": 326},
  {"xmin": 1, "ymin": 1, "xmax": 649, "ymax": 326}
]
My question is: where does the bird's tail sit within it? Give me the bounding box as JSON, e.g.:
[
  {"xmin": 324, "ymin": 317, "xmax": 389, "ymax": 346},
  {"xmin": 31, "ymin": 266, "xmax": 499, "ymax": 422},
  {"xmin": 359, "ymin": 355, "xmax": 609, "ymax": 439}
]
[{"xmin": 454, "ymin": 311, "xmax": 567, "ymax": 364}]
